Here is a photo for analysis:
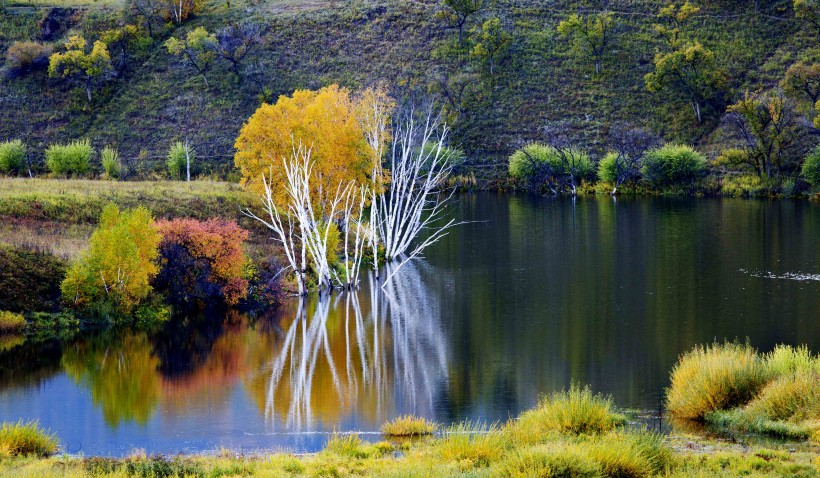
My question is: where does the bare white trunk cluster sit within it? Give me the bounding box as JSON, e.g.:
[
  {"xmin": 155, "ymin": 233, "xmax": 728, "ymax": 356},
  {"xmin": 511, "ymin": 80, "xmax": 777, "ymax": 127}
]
[
  {"xmin": 246, "ymin": 105, "xmax": 458, "ymax": 295},
  {"xmin": 372, "ymin": 108, "xmax": 458, "ymax": 285}
]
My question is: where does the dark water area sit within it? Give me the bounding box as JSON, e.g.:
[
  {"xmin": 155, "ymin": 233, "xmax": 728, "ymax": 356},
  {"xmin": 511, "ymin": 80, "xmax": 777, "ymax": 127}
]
[{"xmin": 0, "ymin": 193, "xmax": 818, "ymax": 456}]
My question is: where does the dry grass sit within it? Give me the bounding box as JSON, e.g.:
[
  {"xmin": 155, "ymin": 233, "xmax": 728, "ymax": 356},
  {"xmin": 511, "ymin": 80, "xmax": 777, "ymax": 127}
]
[
  {"xmin": 0, "ymin": 218, "xmax": 93, "ymax": 260},
  {"xmin": 0, "ymin": 421, "xmax": 58, "ymax": 458},
  {"xmin": 380, "ymin": 415, "xmax": 438, "ymax": 437},
  {"xmin": 666, "ymin": 342, "xmax": 767, "ymax": 421},
  {"xmin": 0, "ymin": 311, "xmax": 26, "ymax": 333}
]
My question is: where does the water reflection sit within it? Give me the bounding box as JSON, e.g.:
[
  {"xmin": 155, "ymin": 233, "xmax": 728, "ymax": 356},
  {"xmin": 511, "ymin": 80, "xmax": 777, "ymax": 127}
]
[
  {"xmin": 254, "ymin": 262, "xmax": 449, "ymax": 430},
  {"xmin": 0, "ymin": 195, "xmax": 817, "ymax": 455}
]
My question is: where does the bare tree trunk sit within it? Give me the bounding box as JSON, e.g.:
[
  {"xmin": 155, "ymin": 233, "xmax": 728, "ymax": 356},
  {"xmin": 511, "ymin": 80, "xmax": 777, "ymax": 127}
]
[{"xmin": 184, "ymin": 139, "xmax": 191, "ymax": 182}]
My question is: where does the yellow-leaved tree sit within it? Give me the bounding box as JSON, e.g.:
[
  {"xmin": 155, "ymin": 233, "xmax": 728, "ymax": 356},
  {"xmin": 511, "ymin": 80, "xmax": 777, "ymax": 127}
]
[
  {"xmin": 234, "ymin": 84, "xmax": 382, "ymax": 211},
  {"xmin": 61, "ymin": 204, "xmax": 161, "ymax": 312}
]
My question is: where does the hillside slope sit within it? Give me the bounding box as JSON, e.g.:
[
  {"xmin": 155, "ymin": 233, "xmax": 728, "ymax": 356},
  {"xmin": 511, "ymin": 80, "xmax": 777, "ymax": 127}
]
[{"xmin": 1, "ymin": 0, "xmax": 817, "ymax": 178}]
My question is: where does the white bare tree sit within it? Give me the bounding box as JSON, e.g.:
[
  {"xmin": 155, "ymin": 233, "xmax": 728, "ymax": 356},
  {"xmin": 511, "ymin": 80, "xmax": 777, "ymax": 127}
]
[{"xmin": 374, "ymin": 107, "xmax": 460, "ymax": 285}]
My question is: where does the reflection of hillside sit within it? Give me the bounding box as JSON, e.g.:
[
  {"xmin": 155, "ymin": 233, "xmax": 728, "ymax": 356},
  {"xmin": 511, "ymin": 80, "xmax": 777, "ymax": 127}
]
[
  {"xmin": 0, "ymin": 339, "xmax": 62, "ymax": 391},
  {"xmin": 245, "ymin": 263, "xmax": 449, "ymax": 431}
]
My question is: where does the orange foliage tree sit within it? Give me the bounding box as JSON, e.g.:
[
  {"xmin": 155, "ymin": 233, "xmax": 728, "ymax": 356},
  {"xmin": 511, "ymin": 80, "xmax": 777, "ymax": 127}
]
[
  {"xmin": 155, "ymin": 218, "xmax": 250, "ymax": 306},
  {"xmin": 234, "ymin": 85, "xmax": 378, "ymax": 211}
]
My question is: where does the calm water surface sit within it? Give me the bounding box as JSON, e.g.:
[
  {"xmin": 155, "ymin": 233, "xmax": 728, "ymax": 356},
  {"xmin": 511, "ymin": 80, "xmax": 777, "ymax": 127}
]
[{"xmin": 1, "ymin": 194, "xmax": 818, "ymax": 456}]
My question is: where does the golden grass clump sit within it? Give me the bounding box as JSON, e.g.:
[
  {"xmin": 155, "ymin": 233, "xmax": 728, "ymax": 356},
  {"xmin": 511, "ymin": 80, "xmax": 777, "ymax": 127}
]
[
  {"xmin": 510, "ymin": 385, "xmax": 626, "ymax": 441},
  {"xmin": 0, "ymin": 421, "xmax": 58, "ymax": 457},
  {"xmin": 666, "ymin": 342, "xmax": 767, "ymax": 420},
  {"xmin": 436, "ymin": 422, "xmax": 507, "ymax": 469},
  {"xmin": 381, "ymin": 415, "xmax": 438, "ymax": 437},
  {"xmin": 744, "ymin": 372, "xmax": 820, "ymax": 423},
  {"xmin": 0, "ymin": 311, "xmax": 25, "ymax": 334},
  {"xmin": 493, "ymin": 443, "xmax": 600, "ymax": 478}
]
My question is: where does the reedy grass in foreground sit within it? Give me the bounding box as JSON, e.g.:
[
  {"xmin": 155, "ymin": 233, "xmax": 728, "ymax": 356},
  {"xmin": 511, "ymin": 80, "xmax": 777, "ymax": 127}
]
[
  {"xmin": 380, "ymin": 415, "xmax": 438, "ymax": 437},
  {"xmin": 668, "ymin": 342, "xmax": 820, "ymax": 442},
  {"xmin": 0, "ymin": 421, "xmax": 58, "ymax": 458},
  {"xmin": 0, "ymin": 311, "xmax": 26, "ymax": 333}
]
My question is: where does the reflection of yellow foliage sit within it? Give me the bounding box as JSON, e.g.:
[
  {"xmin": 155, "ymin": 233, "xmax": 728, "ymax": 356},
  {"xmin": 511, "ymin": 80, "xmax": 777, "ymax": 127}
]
[
  {"xmin": 243, "ymin": 297, "xmax": 394, "ymax": 429},
  {"xmin": 61, "ymin": 332, "xmax": 160, "ymax": 428}
]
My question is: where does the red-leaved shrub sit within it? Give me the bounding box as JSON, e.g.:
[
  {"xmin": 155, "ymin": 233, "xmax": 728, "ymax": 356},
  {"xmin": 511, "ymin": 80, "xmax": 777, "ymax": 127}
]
[{"xmin": 155, "ymin": 218, "xmax": 249, "ymax": 306}]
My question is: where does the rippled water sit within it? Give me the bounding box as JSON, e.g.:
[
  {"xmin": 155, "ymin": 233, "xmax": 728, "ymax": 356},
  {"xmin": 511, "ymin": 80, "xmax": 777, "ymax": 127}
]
[{"xmin": 0, "ymin": 194, "xmax": 818, "ymax": 456}]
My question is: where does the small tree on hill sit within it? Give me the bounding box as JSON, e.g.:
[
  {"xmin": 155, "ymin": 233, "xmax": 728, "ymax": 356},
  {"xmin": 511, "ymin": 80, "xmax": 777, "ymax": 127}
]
[
  {"xmin": 213, "ymin": 22, "xmax": 263, "ymax": 78},
  {"xmin": 439, "ymin": 0, "xmax": 485, "ymax": 47},
  {"xmin": 130, "ymin": 0, "xmax": 164, "ymax": 37},
  {"xmin": 469, "ymin": 17, "xmax": 511, "ymax": 77},
  {"xmin": 645, "ymin": 42, "xmax": 727, "ymax": 124},
  {"xmin": 165, "ymin": 27, "xmax": 216, "ymax": 87},
  {"xmin": 557, "ymin": 11, "xmax": 615, "ymax": 74},
  {"xmin": 781, "ymin": 61, "xmax": 820, "ymax": 104},
  {"xmin": 794, "ymin": 0, "xmax": 820, "ymax": 42},
  {"xmin": 48, "ymin": 35, "xmax": 114, "ymax": 103}
]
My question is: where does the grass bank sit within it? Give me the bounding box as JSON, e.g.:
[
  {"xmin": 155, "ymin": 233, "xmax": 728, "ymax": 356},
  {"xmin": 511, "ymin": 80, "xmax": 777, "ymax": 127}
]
[
  {"xmin": 0, "ymin": 384, "xmax": 817, "ymax": 477},
  {"xmin": 0, "ymin": 178, "xmax": 255, "ymax": 223}
]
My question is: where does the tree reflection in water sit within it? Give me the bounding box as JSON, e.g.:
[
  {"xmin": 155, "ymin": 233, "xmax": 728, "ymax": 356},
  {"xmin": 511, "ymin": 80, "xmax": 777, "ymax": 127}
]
[{"xmin": 261, "ymin": 261, "xmax": 449, "ymax": 430}]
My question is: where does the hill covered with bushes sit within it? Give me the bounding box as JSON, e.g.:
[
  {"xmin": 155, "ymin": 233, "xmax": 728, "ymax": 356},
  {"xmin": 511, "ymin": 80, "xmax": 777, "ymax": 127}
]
[{"xmin": 2, "ymin": 0, "xmax": 820, "ymax": 186}]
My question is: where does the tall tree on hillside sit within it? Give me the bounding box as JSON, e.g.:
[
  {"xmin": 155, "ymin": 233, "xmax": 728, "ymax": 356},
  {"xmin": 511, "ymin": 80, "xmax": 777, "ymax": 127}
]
[
  {"xmin": 794, "ymin": 0, "xmax": 820, "ymax": 42},
  {"xmin": 212, "ymin": 22, "xmax": 264, "ymax": 77},
  {"xmin": 48, "ymin": 35, "xmax": 114, "ymax": 103},
  {"xmin": 165, "ymin": 27, "xmax": 217, "ymax": 88},
  {"xmin": 645, "ymin": 41, "xmax": 727, "ymax": 123},
  {"xmin": 557, "ymin": 11, "xmax": 615, "ymax": 74},
  {"xmin": 721, "ymin": 89, "xmax": 807, "ymax": 177},
  {"xmin": 439, "ymin": 0, "xmax": 485, "ymax": 47}
]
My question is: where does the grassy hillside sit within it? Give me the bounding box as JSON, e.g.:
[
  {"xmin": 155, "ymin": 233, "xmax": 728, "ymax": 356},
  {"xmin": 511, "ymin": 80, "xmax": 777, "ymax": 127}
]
[{"xmin": 1, "ymin": 0, "xmax": 818, "ymax": 179}]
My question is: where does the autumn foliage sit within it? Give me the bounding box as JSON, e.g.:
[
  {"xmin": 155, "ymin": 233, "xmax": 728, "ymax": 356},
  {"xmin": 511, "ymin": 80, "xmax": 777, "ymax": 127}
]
[
  {"xmin": 234, "ymin": 85, "xmax": 375, "ymax": 209},
  {"xmin": 61, "ymin": 204, "xmax": 160, "ymax": 312},
  {"xmin": 155, "ymin": 218, "xmax": 249, "ymax": 306}
]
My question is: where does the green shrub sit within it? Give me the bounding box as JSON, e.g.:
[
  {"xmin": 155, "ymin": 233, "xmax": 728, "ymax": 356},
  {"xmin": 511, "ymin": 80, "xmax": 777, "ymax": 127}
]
[
  {"xmin": 100, "ymin": 146, "xmax": 122, "ymax": 179},
  {"xmin": 422, "ymin": 141, "xmax": 466, "ymax": 166},
  {"xmin": 0, "ymin": 421, "xmax": 58, "ymax": 457},
  {"xmin": 4, "ymin": 41, "xmax": 52, "ymax": 74},
  {"xmin": 381, "ymin": 415, "xmax": 438, "ymax": 437},
  {"xmin": 597, "ymin": 151, "xmax": 619, "ymax": 183},
  {"xmin": 641, "ymin": 144, "xmax": 707, "ymax": 187},
  {"xmin": 666, "ymin": 343, "xmax": 767, "ymax": 421},
  {"xmin": 511, "ymin": 385, "xmax": 626, "ymax": 439},
  {"xmin": 508, "ymin": 143, "xmax": 561, "ymax": 180},
  {"xmin": 802, "ymin": 146, "xmax": 820, "ymax": 186},
  {"xmin": 720, "ymin": 174, "xmax": 764, "ymax": 197},
  {"xmin": 167, "ymin": 141, "xmax": 192, "ymax": 180},
  {"xmin": 45, "ymin": 139, "xmax": 93, "ymax": 177},
  {"xmin": 0, "ymin": 311, "xmax": 25, "ymax": 333},
  {"xmin": 0, "ymin": 140, "xmax": 26, "ymax": 175}
]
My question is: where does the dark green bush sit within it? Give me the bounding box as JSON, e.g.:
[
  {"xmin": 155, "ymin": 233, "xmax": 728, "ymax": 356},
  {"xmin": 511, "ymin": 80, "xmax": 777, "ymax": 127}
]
[
  {"xmin": 802, "ymin": 146, "xmax": 820, "ymax": 186},
  {"xmin": 641, "ymin": 144, "xmax": 707, "ymax": 187},
  {"xmin": 0, "ymin": 246, "xmax": 66, "ymax": 313},
  {"xmin": 45, "ymin": 140, "xmax": 93, "ymax": 177},
  {"xmin": 0, "ymin": 140, "xmax": 25, "ymax": 175}
]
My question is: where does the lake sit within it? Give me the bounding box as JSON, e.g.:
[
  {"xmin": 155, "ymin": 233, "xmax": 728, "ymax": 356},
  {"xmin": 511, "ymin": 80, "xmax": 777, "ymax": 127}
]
[{"xmin": 0, "ymin": 193, "xmax": 818, "ymax": 456}]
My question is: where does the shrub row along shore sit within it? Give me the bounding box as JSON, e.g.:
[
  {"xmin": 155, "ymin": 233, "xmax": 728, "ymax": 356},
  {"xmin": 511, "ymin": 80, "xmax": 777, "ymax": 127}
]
[{"xmin": 0, "ymin": 343, "xmax": 816, "ymax": 477}]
